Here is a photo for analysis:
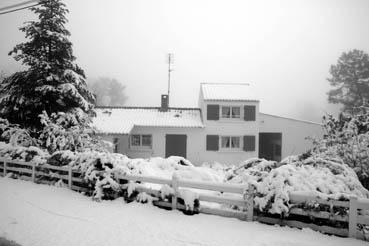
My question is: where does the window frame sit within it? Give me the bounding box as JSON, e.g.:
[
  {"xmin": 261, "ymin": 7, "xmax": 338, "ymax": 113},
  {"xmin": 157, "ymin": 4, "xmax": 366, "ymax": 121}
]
[
  {"xmin": 220, "ymin": 135, "xmax": 242, "ymax": 150},
  {"xmin": 220, "ymin": 106, "xmax": 241, "ymax": 119},
  {"xmin": 130, "ymin": 134, "xmax": 152, "ymax": 149}
]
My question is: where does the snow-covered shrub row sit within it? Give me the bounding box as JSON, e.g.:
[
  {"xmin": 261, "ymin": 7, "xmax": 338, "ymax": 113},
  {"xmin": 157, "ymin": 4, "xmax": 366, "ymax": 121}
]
[
  {"xmin": 66, "ymin": 151, "xmax": 225, "ymax": 200},
  {"xmin": 0, "ymin": 142, "xmax": 49, "ymax": 164},
  {"xmin": 0, "ymin": 139, "xmax": 225, "ymax": 201},
  {"xmin": 227, "ymin": 156, "xmax": 369, "ymax": 215}
]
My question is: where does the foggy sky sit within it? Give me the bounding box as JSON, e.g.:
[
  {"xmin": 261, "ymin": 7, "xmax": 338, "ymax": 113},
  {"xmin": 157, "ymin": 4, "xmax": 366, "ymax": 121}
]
[{"xmin": 1, "ymin": 0, "xmax": 369, "ymax": 122}]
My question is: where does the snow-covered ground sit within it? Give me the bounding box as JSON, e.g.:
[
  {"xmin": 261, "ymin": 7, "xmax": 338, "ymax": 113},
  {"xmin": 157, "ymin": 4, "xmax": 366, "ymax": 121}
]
[{"xmin": 0, "ymin": 178, "xmax": 366, "ymax": 246}]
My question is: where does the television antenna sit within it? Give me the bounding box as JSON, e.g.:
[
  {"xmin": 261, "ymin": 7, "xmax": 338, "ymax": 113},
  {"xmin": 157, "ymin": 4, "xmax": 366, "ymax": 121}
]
[{"xmin": 166, "ymin": 53, "xmax": 174, "ymax": 105}]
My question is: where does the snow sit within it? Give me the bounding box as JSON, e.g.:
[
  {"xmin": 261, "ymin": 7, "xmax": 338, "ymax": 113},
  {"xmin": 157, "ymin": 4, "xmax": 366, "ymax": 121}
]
[
  {"xmin": 228, "ymin": 157, "xmax": 369, "ymax": 214},
  {"xmin": 92, "ymin": 107, "xmax": 204, "ymax": 135},
  {"xmin": 178, "ymin": 188, "xmax": 199, "ymax": 210},
  {"xmin": 0, "ymin": 177, "xmax": 366, "ymax": 246},
  {"xmin": 201, "ymin": 83, "xmax": 259, "ymax": 101}
]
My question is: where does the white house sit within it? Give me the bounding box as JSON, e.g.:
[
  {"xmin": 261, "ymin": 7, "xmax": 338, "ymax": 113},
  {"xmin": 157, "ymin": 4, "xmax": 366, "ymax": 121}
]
[{"xmin": 92, "ymin": 83, "xmax": 323, "ymax": 165}]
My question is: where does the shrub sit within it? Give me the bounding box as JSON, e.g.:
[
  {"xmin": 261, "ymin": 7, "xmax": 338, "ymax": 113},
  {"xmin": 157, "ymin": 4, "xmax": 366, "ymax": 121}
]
[{"xmin": 311, "ymin": 105, "xmax": 369, "ymax": 189}]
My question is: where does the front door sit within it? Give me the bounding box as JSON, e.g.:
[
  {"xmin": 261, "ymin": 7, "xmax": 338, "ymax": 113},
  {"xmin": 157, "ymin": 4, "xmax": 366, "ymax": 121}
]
[{"xmin": 165, "ymin": 134, "xmax": 187, "ymax": 158}]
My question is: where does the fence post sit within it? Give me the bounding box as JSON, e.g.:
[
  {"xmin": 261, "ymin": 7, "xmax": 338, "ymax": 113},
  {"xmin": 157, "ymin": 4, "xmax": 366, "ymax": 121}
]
[
  {"xmin": 171, "ymin": 174, "xmax": 178, "ymax": 210},
  {"xmin": 246, "ymin": 185, "xmax": 254, "ymax": 221},
  {"xmin": 68, "ymin": 166, "xmax": 72, "ymax": 189},
  {"xmin": 349, "ymin": 196, "xmax": 358, "ymax": 238},
  {"xmin": 31, "ymin": 162, "xmax": 36, "ymax": 182},
  {"xmin": 3, "ymin": 161, "xmax": 6, "ymax": 176}
]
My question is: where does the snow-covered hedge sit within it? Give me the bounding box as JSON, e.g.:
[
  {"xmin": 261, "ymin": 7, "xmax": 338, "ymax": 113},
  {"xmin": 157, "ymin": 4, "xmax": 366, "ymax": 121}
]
[
  {"xmin": 68, "ymin": 151, "xmax": 225, "ymax": 200},
  {"xmin": 1, "ymin": 141, "xmax": 368, "ymax": 216},
  {"xmin": 227, "ymin": 156, "xmax": 369, "ymax": 215},
  {"xmin": 0, "ymin": 142, "xmax": 49, "ymax": 164}
]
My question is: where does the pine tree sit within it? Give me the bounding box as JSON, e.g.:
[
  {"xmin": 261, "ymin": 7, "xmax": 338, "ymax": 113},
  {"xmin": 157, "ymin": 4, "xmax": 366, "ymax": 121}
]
[
  {"xmin": 327, "ymin": 49, "xmax": 369, "ymax": 112},
  {"xmin": 0, "ymin": 0, "xmax": 95, "ymax": 129}
]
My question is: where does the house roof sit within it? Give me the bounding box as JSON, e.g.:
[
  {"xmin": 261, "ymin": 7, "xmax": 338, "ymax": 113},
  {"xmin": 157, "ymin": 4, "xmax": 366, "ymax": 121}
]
[
  {"xmin": 260, "ymin": 113, "xmax": 322, "ymax": 125},
  {"xmin": 201, "ymin": 83, "xmax": 259, "ymax": 101},
  {"xmin": 92, "ymin": 107, "xmax": 204, "ymax": 134}
]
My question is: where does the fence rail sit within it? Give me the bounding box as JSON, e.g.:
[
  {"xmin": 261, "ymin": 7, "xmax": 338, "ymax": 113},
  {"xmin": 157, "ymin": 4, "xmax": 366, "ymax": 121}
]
[{"xmin": 0, "ymin": 158, "xmax": 368, "ymax": 241}]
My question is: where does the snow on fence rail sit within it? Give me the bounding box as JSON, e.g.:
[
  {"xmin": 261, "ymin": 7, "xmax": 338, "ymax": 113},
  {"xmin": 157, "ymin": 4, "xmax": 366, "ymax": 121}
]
[{"xmin": 0, "ymin": 158, "xmax": 368, "ymax": 241}]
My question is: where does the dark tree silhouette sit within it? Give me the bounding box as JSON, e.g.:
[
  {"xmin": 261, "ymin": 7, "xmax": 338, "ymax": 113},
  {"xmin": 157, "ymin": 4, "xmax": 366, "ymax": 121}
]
[
  {"xmin": 89, "ymin": 77, "xmax": 127, "ymax": 106},
  {"xmin": 327, "ymin": 49, "xmax": 369, "ymax": 112}
]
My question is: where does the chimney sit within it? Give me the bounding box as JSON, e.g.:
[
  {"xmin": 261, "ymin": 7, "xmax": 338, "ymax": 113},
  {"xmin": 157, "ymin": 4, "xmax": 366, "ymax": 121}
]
[{"xmin": 160, "ymin": 94, "xmax": 169, "ymax": 111}]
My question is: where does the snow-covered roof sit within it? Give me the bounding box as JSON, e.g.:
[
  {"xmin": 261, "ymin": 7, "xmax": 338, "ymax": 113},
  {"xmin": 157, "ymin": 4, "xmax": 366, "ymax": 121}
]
[
  {"xmin": 201, "ymin": 83, "xmax": 258, "ymax": 101},
  {"xmin": 92, "ymin": 107, "xmax": 204, "ymax": 134}
]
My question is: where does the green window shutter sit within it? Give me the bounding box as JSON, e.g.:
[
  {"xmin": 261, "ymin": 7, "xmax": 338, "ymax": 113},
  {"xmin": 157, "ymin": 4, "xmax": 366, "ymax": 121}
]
[
  {"xmin": 206, "ymin": 135, "xmax": 219, "ymax": 151},
  {"xmin": 243, "ymin": 135, "xmax": 255, "ymax": 151},
  {"xmin": 244, "ymin": 105, "xmax": 256, "ymax": 121},
  {"xmin": 207, "ymin": 104, "xmax": 219, "ymax": 120}
]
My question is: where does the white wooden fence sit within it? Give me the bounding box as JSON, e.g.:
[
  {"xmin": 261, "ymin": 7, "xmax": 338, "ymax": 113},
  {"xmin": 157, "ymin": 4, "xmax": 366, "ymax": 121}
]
[{"xmin": 0, "ymin": 158, "xmax": 368, "ymax": 241}]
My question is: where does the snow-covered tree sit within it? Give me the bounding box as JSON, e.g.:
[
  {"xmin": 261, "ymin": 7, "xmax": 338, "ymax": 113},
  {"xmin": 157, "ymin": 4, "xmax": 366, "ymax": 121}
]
[
  {"xmin": 38, "ymin": 109, "xmax": 107, "ymax": 153},
  {"xmin": 0, "ymin": 0, "xmax": 95, "ymax": 129},
  {"xmin": 312, "ymin": 104, "xmax": 369, "ymax": 189},
  {"xmin": 327, "ymin": 49, "xmax": 369, "ymax": 112}
]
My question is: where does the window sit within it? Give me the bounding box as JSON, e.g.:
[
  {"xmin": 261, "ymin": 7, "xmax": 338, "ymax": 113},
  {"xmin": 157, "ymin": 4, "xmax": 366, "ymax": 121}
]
[
  {"xmin": 131, "ymin": 135, "xmax": 141, "ymax": 146},
  {"xmin": 221, "ymin": 136, "xmax": 241, "ymax": 150},
  {"xmin": 130, "ymin": 134, "xmax": 152, "ymax": 148},
  {"xmin": 231, "ymin": 107, "xmax": 240, "ymax": 118},
  {"xmin": 221, "ymin": 107, "xmax": 231, "ymax": 118},
  {"xmin": 221, "ymin": 106, "xmax": 241, "ymax": 119}
]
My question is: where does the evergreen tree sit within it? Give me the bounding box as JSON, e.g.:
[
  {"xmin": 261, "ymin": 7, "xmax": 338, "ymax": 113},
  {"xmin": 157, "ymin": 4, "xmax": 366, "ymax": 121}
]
[
  {"xmin": 327, "ymin": 49, "xmax": 369, "ymax": 112},
  {"xmin": 0, "ymin": 0, "xmax": 95, "ymax": 129}
]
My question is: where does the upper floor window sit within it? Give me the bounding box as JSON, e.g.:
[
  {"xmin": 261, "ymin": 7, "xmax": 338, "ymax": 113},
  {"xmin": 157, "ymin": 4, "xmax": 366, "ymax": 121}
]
[
  {"xmin": 221, "ymin": 136, "xmax": 241, "ymax": 149},
  {"xmin": 221, "ymin": 106, "xmax": 240, "ymax": 119},
  {"xmin": 131, "ymin": 134, "xmax": 152, "ymax": 148}
]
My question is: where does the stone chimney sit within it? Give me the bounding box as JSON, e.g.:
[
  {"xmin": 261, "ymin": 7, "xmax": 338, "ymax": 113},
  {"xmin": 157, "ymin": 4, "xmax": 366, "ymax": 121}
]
[{"xmin": 160, "ymin": 94, "xmax": 169, "ymax": 111}]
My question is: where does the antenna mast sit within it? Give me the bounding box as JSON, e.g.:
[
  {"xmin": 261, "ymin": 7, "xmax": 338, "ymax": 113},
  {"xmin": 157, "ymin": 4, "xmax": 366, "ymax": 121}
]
[{"xmin": 166, "ymin": 53, "xmax": 174, "ymax": 105}]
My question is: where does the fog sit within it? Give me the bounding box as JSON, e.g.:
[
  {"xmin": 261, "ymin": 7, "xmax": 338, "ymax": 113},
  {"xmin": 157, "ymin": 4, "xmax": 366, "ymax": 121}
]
[{"xmin": 1, "ymin": 0, "xmax": 369, "ymax": 122}]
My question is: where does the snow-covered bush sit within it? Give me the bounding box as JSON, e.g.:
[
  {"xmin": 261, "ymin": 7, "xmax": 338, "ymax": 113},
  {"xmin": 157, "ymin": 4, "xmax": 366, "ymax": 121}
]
[
  {"xmin": 0, "ymin": 118, "xmax": 37, "ymax": 147},
  {"xmin": 0, "ymin": 142, "xmax": 49, "ymax": 164},
  {"xmin": 38, "ymin": 110, "xmax": 107, "ymax": 153},
  {"xmin": 227, "ymin": 156, "xmax": 369, "ymax": 215},
  {"xmin": 47, "ymin": 150, "xmax": 78, "ymax": 167},
  {"xmin": 311, "ymin": 105, "xmax": 369, "ymax": 189}
]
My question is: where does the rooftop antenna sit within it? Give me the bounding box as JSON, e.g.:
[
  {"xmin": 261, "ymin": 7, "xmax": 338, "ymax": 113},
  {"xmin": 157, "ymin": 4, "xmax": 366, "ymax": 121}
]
[{"xmin": 166, "ymin": 53, "xmax": 174, "ymax": 106}]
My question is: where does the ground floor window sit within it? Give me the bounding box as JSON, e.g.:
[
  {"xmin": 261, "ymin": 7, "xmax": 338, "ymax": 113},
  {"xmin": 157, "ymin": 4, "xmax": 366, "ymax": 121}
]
[
  {"xmin": 130, "ymin": 134, "xmax": 152, "ymax": 148},
  {"xmin": 220, "ymin": 136, "xmax": 241, "ymax": 149}
]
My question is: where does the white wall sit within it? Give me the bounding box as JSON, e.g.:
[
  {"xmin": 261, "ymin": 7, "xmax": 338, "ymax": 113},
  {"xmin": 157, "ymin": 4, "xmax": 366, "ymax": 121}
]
[
  {"xmin": 100, "ymin": 124, "xmax": 257, "ymax": 166},
  {"xmin": 259, "ymin": 113, "xmax": 323, "ymax": 159},
  {"xmin": 198, "ymin": 92, "xmax": 261, "ymax": 165},
  {"xmin": 127, "ymin": 126, "xmax": 204, "ymax": 161}
]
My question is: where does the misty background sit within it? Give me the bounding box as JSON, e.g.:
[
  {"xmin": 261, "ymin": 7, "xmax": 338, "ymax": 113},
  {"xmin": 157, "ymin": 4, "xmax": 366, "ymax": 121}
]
[{"xmin": 1, "ymin": 0, "xmax": 369, "ymax": 122}]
